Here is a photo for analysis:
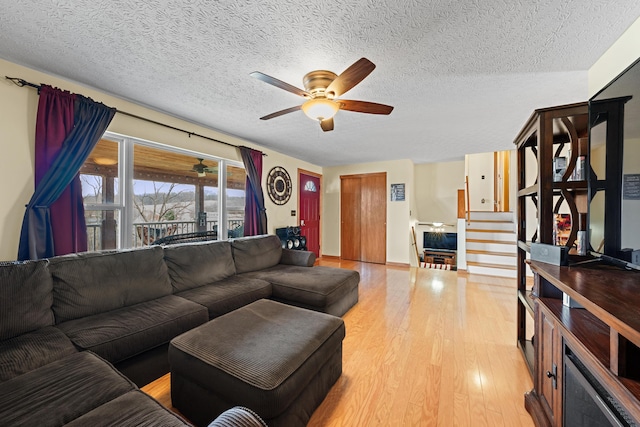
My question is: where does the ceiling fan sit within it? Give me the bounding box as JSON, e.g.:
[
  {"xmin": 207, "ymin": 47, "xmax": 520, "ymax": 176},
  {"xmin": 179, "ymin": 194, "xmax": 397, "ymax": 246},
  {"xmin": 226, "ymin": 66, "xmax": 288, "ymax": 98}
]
[
  {"xmin": 250, "ymin": 58, "xmax": 393, "ymax": 132},
  {"xmin": 191, "ymin": 158, "xmax": 217, "ymax": 177}
]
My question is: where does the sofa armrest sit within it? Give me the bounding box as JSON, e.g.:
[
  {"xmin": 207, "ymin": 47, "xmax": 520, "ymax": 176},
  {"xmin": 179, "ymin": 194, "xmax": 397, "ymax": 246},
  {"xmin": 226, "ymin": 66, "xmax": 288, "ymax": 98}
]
[
  {"xmin": 208, "ymin": 406, "xmax": 267, "ymax": 427},
  {"xmin": 280, "ymin": 249, "xmax": 316, "ymax": 267}
]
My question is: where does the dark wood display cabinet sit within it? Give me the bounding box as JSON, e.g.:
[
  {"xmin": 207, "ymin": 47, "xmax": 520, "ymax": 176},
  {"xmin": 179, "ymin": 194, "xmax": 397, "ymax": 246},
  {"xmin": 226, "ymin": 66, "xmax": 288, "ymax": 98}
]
[{"xmin": 513, "ymin": 102, "xmax": 590, "ymax": 375}]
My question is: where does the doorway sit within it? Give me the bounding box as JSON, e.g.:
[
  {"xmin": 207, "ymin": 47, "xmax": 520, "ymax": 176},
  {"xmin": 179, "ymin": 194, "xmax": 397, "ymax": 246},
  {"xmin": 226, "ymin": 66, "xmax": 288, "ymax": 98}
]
[
  {"xmin": 298, "ymin": 170, "xmax": 321, "ymax": 257},
  {"xmin": 493, "ymin": 150, "xmax": 510, "ymax": 212},
  {"xmin": 340, "ymin": 172, "xmax": 386, "ymax": 264}
]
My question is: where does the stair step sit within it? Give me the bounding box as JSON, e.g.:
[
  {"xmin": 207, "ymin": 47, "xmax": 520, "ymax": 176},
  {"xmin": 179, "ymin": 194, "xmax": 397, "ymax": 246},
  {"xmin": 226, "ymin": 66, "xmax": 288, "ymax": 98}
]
[
  {"xmin": 467, "ymin": 261, "xmax": 517, "ymax": 270},
  {"xmin": 466, "ymin": 228, "xmax": 514, "ymax": 233},
  {"xmin": 467, "ymin": 238, "xmax": 516, "ymax": 245},
  {"xmin": 464, "ymin": 211, "xmax": 517, "ymax": 278},
  {"xmin": 466, "ymin": 265, "xmax": 517, "ymax": 279},
  {"xmin": 468, "ymin": 219, "xmax": 513, "ymax": 223},
  {"xmin": 466, "ymin": 252, "xmax": 517, "ymax": 266},
  {"xmin": 468, "ymin": 211, "xmax": 514, "ymax": 221},
  {"xmin": 467, "ymin": 249, "xmax": 517, "ymax": 257},
  {"xmin": 467, "ymin": 241, "xmax": 517, "ymax": 253},
  {"xmin": 466, "ymin": 230, "xmax": 516, "ymax": 242},
  {"xmin": 467, "ymin": 221, "xmax": 515, "ymax": 231}
]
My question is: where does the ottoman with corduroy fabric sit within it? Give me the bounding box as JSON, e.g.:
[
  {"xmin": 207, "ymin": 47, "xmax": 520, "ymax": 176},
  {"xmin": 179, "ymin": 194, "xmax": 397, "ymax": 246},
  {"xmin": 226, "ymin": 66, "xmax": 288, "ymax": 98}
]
[{"xmin": 168, "ymin": 299, "xmax": 345, "ymax": 427}]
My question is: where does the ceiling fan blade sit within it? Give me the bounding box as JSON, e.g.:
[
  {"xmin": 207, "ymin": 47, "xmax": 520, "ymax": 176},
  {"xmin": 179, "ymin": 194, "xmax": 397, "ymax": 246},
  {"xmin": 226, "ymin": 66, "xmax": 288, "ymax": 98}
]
[
  {"xmin": 320, "ymin": 118, "xmax": 334, "ymax": 132},
  {"xmin": 259, "ymin": 105, "xmax": 302, "ymax": 120},
  {"xmin": 250, "ymin": 71, "xmax": 310, "ymax": 98},
  {"xmin": 338, "ymin": 100, "xmax": 394, "ymax": 115},
  {"xmin": 326, "ymin": 58, "xmax": 376, "ymax": 97}
]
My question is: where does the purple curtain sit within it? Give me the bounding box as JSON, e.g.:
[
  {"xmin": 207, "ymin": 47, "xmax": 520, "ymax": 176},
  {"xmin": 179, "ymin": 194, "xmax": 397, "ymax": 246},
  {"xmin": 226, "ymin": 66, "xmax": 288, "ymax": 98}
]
[
  {"xmin": 18, "ymin": 85, "xmax": 115, "ymax": 260},
  {"xmin": 239, "ymin": 147, "xmax": 267, "ymax": 236}
]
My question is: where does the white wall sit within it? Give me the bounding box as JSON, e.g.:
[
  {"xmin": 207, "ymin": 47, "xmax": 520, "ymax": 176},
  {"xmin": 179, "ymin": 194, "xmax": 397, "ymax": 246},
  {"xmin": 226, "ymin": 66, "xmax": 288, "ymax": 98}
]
[
  {"xmin": 466, "ymin": 151, "xmax": 495, "ymax": 210},
  {"xmin": 589, "ymin": 16, "xmax": 640, "ymax": 97},
  {"xmin": 0, "ymin": 58, "xmax": 320, "ymax": 261},
  {"xmin": 322, "ymin": 159, "xmax": 414, "ymax": 265}
]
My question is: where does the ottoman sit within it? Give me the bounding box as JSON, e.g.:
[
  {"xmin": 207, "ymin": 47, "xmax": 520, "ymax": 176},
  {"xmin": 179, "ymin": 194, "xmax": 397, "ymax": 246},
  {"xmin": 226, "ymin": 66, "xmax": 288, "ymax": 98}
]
[{"xmin": 169, "ymin": 299, "xmax": 345, "ymax": 427}]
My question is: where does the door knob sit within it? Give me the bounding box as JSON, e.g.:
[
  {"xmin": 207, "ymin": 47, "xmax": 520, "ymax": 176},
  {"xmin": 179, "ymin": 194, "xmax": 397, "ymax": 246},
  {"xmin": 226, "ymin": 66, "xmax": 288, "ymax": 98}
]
[{"xmin": 300, "ymin": 220, "xmax": 305, "ymax": 226}]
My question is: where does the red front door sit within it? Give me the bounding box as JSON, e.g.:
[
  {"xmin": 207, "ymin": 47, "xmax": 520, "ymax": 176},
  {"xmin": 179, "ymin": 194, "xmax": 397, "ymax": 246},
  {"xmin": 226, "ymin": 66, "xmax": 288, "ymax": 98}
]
[{"xmin": 299, "ymin": 172, "xmax": 321, "ymax": 257}]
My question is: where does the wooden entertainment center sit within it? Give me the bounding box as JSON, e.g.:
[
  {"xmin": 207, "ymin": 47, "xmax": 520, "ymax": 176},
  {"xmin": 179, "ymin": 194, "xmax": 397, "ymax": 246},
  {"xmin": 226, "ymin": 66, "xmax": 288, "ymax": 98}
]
[
  {"xmin": 526, "ymin": 261, "xmax": 640, "ymax": 426},
  {"xmin": 515, "ymin": 55, "xmax": 640, "ymax": 425},
  {"xmin": 422, "ymin": 249, "xmax": 456, "ymax": 267}
]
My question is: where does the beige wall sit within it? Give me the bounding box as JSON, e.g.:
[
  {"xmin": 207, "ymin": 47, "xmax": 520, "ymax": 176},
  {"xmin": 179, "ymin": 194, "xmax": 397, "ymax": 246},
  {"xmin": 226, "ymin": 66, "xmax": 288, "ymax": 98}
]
[
  {"xmin": 589, "ymin": 16, "xmax": 640, "ymax": 96},
  {"xmin": 414, "ymin": 160, "xmax": 464, "ymax": 224},
  {"xmin": 322, "ymin": 159, "xmax": 414, "ymax": 265},
  {"xmin": 0, "ymin": 58, "xmax": 320, "ymax": 261},
  {"xmin": 262, "ymin": 151, "xmax": 322, "ymax": 232},
  {"xmin": 413, "ymin": 160, "xmax": 465, "ymax": 262}
]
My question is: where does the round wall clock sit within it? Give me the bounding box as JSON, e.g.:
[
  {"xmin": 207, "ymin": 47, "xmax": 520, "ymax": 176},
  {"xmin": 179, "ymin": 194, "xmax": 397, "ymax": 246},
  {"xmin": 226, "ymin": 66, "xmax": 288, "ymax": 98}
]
[{"xmin": 267, "ymin": 166, "xmax": 292, "ymax": 205}]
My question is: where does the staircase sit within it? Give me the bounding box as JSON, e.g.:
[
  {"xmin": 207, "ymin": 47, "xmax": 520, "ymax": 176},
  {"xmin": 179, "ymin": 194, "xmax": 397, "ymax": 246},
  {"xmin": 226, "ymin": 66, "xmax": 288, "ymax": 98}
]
[{"xmin": 465, "ymin": 211, "xmax": 517, "ymax": 278}]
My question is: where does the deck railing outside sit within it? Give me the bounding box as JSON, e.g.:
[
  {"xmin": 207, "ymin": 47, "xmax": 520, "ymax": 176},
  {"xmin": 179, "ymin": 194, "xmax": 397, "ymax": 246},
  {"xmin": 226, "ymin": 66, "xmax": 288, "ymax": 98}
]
[
  {"xmin": 87, "ymin": 223, "xmax": 102, "ymax": 252},
  {"xmin": 87, "ymin": 219, "xmax": 244, "ymax": 251}
]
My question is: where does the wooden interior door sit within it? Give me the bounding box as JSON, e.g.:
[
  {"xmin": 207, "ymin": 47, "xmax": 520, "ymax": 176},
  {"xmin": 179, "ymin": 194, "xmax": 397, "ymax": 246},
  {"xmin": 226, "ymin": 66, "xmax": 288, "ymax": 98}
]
[
  {"xmin": 361, "ymin": 173, "xmax": 386, "ymax": 263},
  {"xmin": 340, "ymin": 172, "xmax": 386, "ymax": 264},
  {"xmin": 298, "ymin": 171, "xmax": 321, "ymax": 257},
  {"xmin": 340, "ymin": 176, "xmax": 361, "ymax": 261}
]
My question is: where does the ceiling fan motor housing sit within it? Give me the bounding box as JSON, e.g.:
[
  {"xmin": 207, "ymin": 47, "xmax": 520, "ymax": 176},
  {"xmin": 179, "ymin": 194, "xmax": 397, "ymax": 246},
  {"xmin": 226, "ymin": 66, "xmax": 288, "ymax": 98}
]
[{"xmin": 303, "ymin": 70, "xmax": 337, "ymax": 97}]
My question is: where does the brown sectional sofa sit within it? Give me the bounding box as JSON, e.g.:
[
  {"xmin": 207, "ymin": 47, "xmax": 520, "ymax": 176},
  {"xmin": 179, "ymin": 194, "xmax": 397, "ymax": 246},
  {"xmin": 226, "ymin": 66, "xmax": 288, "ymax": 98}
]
[{"xmin": 0, "ymin": 234, "xmax": 359, "ymax": 426}]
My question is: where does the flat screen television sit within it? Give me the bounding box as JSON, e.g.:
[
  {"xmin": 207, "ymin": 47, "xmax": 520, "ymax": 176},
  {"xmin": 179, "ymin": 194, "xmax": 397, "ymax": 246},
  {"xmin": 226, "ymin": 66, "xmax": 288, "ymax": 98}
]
[
  {"xmin": 589, "ymin": 55, "xmax": 640, "ymax": 270},
  {"xmin": 423, "ymin": 232, "xmax": 457, "ymax": 251}
]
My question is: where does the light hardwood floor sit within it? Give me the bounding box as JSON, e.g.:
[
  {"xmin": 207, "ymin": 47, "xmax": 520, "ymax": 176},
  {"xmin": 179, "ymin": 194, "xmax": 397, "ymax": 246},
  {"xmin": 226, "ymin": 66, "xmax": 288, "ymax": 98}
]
[{"xmin": 142, "ymin": 259, "xmax": 534, "ymax": 426}]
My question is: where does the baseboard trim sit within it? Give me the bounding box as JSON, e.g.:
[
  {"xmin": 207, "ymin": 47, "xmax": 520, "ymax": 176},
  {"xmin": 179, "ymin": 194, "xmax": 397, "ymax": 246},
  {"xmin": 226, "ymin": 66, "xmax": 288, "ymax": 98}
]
[
  {"xmin": 319, "ymin": 255, "xmax": 341, "ymax": 260},
  {"xmin": 386, "ymin": 261, "xmax": 410, "ymax": 268}
]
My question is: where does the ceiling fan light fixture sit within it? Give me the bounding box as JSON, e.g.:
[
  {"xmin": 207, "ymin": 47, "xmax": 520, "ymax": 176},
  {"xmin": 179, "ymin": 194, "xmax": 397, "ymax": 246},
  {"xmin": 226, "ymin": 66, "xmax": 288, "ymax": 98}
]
[
  {"xmin": 197, "ymin": 171, "xmax": 206, "ymax": 178},
  {"xmin": 93, "ymin": 157, "xmax": 118, "ymax": 166},
  {"xmin": 301, "ymin": 98, "xmax": 339, "ymax": 121}
]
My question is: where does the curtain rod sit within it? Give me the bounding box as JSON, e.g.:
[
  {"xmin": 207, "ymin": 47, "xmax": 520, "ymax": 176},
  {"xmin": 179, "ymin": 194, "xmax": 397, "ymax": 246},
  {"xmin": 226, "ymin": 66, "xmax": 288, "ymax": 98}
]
[{"xmin": 5, "ymin": 76, "xmax": 264, "ymax": 155}]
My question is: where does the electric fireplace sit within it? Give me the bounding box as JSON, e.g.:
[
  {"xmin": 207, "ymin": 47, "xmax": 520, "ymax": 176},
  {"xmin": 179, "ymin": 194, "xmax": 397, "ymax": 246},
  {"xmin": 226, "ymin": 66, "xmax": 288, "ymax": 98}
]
[{"xmin": 563, "ymin": 346, "xmax": 634, "ymax": 426}]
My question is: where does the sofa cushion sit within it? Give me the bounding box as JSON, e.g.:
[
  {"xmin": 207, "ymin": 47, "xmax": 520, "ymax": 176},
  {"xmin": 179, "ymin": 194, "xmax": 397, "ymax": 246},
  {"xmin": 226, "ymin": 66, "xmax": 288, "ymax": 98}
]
[
  {"xmin": 49, "ymin": 246, "xmax": 173, "ymax": 322},
  {"xmin": 176, "ymin": 276, "xmax": 272, "ymax": 319},
  {"xmin": 0, "ymin": 351, "xmax": 136, "ymax": 427},
  {"xmin": 64, "ymin": 390, "xmax": 191, "ymax": 427},
  {"xmin": 56, "ymin": 295, "xmax": 208, "ymax": 364},
  {"xmin": 231, "ymin": 235, "xmax": 282, "ymax": 274},
  {"xmin": 164, "ymin": 240, "xmax": 236, "ymax": 292},
  {"xmin": 280, "ymin": 248, "xmax": 316, "ymax": 267},
  {"xmin": 0, "ymin": 326, "xmax": 77, "ymax": 382},
  {"xmin": 241, "ymin": 265, "xmax": 360, "ymax": 312},
  {"xmin": 0, "ymin": 259, "xmax": 54, "ymax": 340}
]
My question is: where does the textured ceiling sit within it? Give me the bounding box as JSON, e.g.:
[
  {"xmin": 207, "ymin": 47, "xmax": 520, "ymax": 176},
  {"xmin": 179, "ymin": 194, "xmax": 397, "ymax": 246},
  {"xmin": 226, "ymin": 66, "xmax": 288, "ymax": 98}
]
[{"xmin": 1, "ymin": 1, "xmax": 640, "ymax": 166}]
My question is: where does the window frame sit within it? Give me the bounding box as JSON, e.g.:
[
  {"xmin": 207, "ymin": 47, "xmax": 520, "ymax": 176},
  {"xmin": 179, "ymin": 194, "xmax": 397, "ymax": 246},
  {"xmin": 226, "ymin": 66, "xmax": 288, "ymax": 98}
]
[{"xmin": 83, "ymin": 131, "xmax": 245, "ymax": 250}]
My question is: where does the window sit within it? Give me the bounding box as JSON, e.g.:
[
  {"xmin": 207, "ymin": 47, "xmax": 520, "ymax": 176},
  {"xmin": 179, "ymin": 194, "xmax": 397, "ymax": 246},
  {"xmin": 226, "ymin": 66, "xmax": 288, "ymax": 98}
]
[
  {"xmin": 81, "ymin": 137, "xmax": 121, "ymax": 251},
  {"xmin": 304, "ymin": 180, "xmax": 317, "ymax": 192},
  {"xmin": 81, "ymin": 133, "xmax": 245, "ymax": 250}
]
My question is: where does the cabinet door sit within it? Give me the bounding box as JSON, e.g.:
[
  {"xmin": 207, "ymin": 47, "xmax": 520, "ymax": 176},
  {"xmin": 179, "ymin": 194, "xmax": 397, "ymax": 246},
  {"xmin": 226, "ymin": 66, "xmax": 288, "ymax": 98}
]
[{"xmin": 538, "ymin": 306, "xmax": 560, "ymax": 426}]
